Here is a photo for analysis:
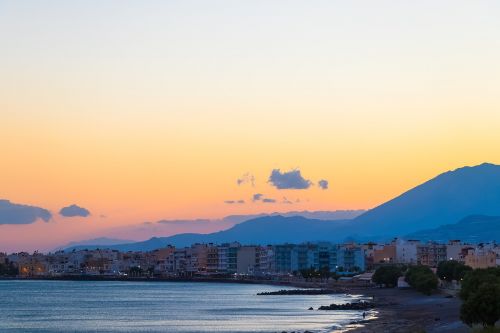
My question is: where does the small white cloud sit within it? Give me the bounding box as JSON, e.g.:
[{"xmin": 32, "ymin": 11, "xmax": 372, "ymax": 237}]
[{"xmin": 237, "ymin": 173, "xmax": 255, "ymax": 187}]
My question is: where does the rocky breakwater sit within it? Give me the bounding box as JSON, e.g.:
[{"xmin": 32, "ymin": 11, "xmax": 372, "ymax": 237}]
[
  {"xmin": 257, "ymin": 289, "xmax": 340, "ymax": 296},
  {"xmin": 318, "ymin": 301, "xmax": 374, "ymax": 311}
]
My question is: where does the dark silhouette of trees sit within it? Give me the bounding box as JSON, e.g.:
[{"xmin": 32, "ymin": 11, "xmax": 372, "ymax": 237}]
[
  {"xmin": 0, "ymin": 260, "xmax": 18, "ymax": 276},
  {"xmin": 460, "ymin": 267, "xmax": 500, "ymax": 328},
  {"xmin": 405, "ymin": 265, "xmax": 438, "ymax": 295},
  {"xmin": 460, "ymin": 282, "xmax": 500, "ymax": 328},
  {"xmin": 460, "ymin": 267, "xmax": 500, "ymax": 301},
  {"xmin": 372, "ymin": 265, "xmax": 402, "ymax": 287},
  {"xmin": 436, "ymin": 260, "xmax": 472, "ymax": 282},
  {"xmin": 299, "ymin": 267, "xmax": 331, "ymax": 279},
  {"xmin": 128, "ymin": 266, "xmax": 143, "ymax": 277}
]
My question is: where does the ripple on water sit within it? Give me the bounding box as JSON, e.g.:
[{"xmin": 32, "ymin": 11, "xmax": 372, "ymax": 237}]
[{"xmin": 0, "ymin": 280, "xmax": 368, "ymax": 333}]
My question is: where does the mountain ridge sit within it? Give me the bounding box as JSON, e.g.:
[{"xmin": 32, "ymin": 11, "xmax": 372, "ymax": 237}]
[
  {"xmin": 62, "ymin": 163, "xmax": 500, "ymax": 252},
  {"xmin": 350, "ymin": 162, "xmax": 500, "ymax": 237},
  {"xmin": 404, "ymin": 215, "xmax": 500, "ymax": 243}
]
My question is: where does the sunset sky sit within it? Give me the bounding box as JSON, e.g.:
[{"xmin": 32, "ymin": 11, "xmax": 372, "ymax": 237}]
[{"xmin": 1, "ymin": 1, "xmax": 500, "ymax": 252}]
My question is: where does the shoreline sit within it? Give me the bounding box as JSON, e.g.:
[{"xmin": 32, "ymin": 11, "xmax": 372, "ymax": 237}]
[
  {"xmin": 0, "ymin": 276, "xmax": 468, "ymax": 333},
  {"xmin": 343, "ymin": 286, "xmax": 469, "ymax": 333}
]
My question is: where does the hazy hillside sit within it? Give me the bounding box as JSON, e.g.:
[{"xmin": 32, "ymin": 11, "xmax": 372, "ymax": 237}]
[
  {"xmin": 56, "ymin": 238, "xmax": 134, "ymax": 251},
  {"xmin": 62, "ymin": 210, "xmax": 361, "ymax": 251},
  {"xmin": 404, "ymin": 215, "xmax": 500, "ymax": 243},
  {"xmin": 222, "ymin": 210, "xmax": 365, "ymax": 223},
  {"xmin": 64, "ymin": 216, "xmax": 352, "ymax": 251}
]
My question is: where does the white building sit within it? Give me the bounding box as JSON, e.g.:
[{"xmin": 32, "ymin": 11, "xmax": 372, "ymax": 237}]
[
  {"xmin": 446, "ymin": 240, "xmax": 464, "ymax": 261},
  {"xmin": 395, "ymin": 239, "xmax": 419, "ymax": 264}
]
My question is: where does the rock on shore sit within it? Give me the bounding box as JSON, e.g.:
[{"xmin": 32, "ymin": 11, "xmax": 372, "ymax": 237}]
[
  {"xmin": 318, "ymin": 301, "xmax": 374, "ymax": 311},
  {"xmin": 257, "ymin": 289, "xmax": 340, "ymax": 296}
]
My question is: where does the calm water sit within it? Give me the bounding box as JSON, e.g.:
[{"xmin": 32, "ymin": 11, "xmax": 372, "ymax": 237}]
[{"xmin": 0, "ymin": 280, "xmax": 370, "ymax": 333}]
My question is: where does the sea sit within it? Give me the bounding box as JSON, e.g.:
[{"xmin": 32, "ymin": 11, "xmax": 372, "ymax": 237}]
[{"xmin": 0, "ymin": 280, "xmax": 370, "ymax": 333}]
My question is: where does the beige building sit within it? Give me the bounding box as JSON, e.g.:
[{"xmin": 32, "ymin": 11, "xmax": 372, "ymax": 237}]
[
  {"xmin": 373, "ymin": 245, "xmax": 397, "ymax": 264},
  {"xmin": 417, "ymin": 242, "xmax": 447, "ymax": 267},
  {"xmin": 206, "ymin": 245, "xmax": 219, "ymax": 273},
  {"xmin": 465, "ymin": 250, "xmax": 497, "ymax": 269}
]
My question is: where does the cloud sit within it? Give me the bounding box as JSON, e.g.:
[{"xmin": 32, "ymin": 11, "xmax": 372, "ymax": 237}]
[
  {"xmin": 237, "ymin": 173, "xmax": 255, "ymax": 187},
  {"xmin": 252, "ymin": 193, "xmax": 276, "ymax": 203},
  {"xmin": 268, "ymin": 169, "xmax": 312, "ymax": 190},
  {"xmin": 282, "ymin": 197, "xmax": 293, "ymax": 204},
  {"xmin": 252, "ymin": 193, "xmax": 264, "ymax": 202},
  {"xmin": 59, "ymin": 204, "xmax": 90, "ymax": 217},
  {"xmin": 224, "ymin": 200, "xmax": 245, "ymax": 204},
  {"xmin": 0, "ymin": 199, "xmax": 52, "ymax": 225},
  {"xmin": 318, "ymin": 179, "xmax": 329, "ymax": 190}
]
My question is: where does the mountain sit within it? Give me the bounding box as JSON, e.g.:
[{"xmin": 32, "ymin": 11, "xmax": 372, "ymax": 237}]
[
  {"xmin": 69, "ymin": 210, "xmax": 366, "ymax": 247},
  {"xmin": 58, "ymin": 237, "xmax": 134, "ymax": 252},
  {"xmin": 61, "ymin": 210, "xmax": 364, "ymax": 251},
  {"xmin": 404, "ymin": 215, "xmax": 500, "ymax": 243},
  {"xmin": 350, "ymin": 163, "xmax": 500, "ymax": 238},
  {"xmin": 64, "ymin": 216, "xmax": 352, "ymax": 251},
  {"xmin": 62, "ymin": 163, "xmax": 500, "ymax": 251},
  {"xmin": 221, "ymin": 210, "xmax": 365, "ymax": 224}
]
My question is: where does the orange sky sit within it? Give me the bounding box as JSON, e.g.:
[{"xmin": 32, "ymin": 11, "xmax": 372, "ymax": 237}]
[{"xmin": 1, "ymin": 1, "xmax": 500, "ymax": 252}]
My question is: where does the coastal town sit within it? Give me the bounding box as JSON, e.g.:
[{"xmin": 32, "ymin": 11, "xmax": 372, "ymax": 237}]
[{"xmin": 1, "ymin": 239, "xmax": 498, "ymax": 278}]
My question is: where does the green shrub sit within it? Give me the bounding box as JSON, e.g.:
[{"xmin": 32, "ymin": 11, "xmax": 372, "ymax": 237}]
[
  {"xmin": 0, "ymin": 261, "xmax": 18, "ymax": 276},
  {"xmin": 372, "ymin": 265, "xmax": 402, "ymax": 287},
  {"xmin": 460, "ymin": 268, "xmax": 500, "ymax": 301},
  {"xmin": 405, "ymin": 265, "xmax": 438, "ymax": 295},
  {"xmin": 461, "ymin": 282, "xmax": 500, "ymax": 328},
  {"xmin": 436, "ymin": 260, "xmax": 472, "ymax": 281}
]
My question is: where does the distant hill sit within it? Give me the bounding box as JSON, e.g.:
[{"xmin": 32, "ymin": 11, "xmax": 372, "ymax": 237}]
[
  {"xmin": 62, "ymin": 163, "xmax": 500, "ymax": 251},
  {"xmin": 404, "ymin": 215, "xmax": 500, "ymax": 243},
  {"xmin": 350, "ymin": 163, "xmax": 500, "ymax": 238},
  {"xmin": 61, "ymin": 210, "xmax": 364, "ymax": 251},
  {"xmin": 58, "ymin": 237, "xmax": 134, "ymax": 252},
  {"xmin": 222, "ymin": 210, "xmax": 365, "ymax": 223},
  {"xmin": 64, "ymin": 216, "xmax": 352, "ymax": 251}
]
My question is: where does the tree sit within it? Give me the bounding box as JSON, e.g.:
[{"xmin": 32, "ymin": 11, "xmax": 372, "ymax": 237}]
[
  {"xmin": 128, "ymin": 266, "xmax": 143, "ymax": 277},
  {"xmin": 0, "ymin": 261, "xmax": 18, "ymax": 276},
  {"xmin": 405, "ymin": 265, "xmax": 438, "ymax": 295},
  {"xmin": 372, "ymin": 265, "xmax": 402, "ymax": 287},
  {"xmin": 319, "ymin": 266, "xmax": 331, "ymax": 279},
  {"xmin": 299, "ymin": 267, "xmax": 321, "ymax": 279},
  {"xmin": 437, "ymin": 260, "xmax": 472, "ymax": 282},
  {"xmin": 416, "ymin": 273, "xmax": 439, "ymax": 295},
  {"xmin": 460, "ymin": 268, "xmax": 500, "ymax": 301},
  {"xmin": 460, "ymin": 282, "xmax": 500, "ymax": 327}
]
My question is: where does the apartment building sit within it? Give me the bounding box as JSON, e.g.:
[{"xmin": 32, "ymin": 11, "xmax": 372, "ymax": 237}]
[{"xmin": 417, "ymin": 242, "xmax": 447, "ymax": 267}]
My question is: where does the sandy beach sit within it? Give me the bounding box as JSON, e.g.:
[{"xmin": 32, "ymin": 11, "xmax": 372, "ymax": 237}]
[{"xmin": 343, "ymin": 286, "xmax": 469, "ymax": 333}]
